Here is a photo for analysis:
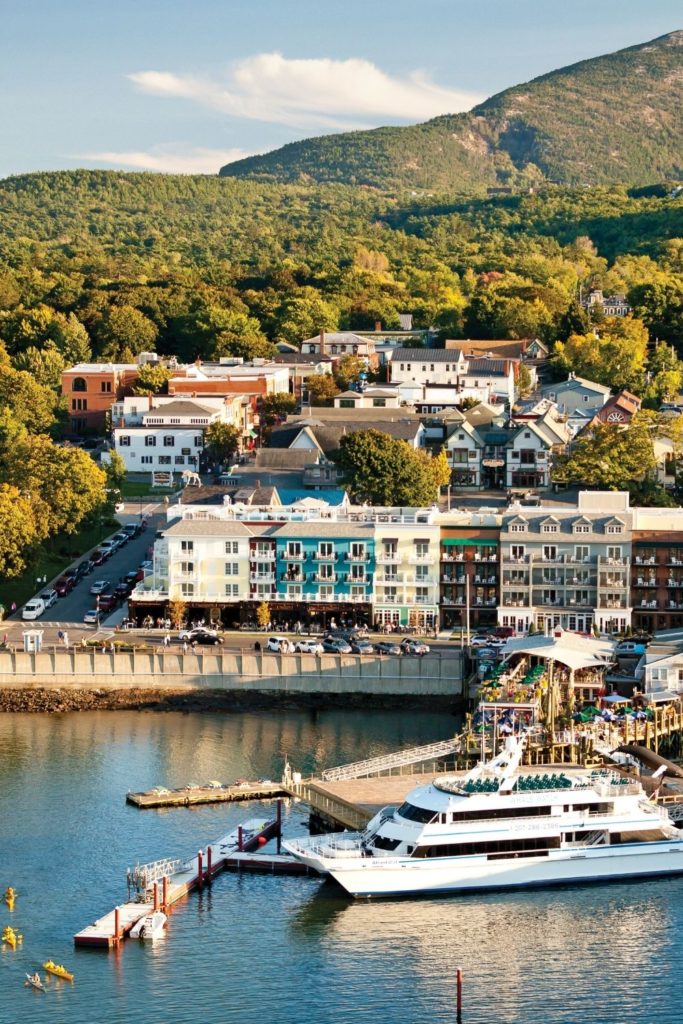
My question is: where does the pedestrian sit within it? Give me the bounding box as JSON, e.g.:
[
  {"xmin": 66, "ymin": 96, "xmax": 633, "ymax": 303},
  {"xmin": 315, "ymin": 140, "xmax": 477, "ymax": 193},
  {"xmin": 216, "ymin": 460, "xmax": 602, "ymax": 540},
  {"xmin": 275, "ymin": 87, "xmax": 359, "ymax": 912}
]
[
  {"xmin": 10, "ymin": 602, "xmax": 16, "ymax": 613},
  {"xmin": 183, "ymin": 641, "xmax": 188, "ymax": 654},
  {"xmin": 191, "ymin": 639, "xmax": 197, "ymax": 652},
  {"xmin": 57, "ymin": 629, "xmax": 64, "ymax": 643},
  {"xmin": 254, "ymin": 640, "xmax": 261, "ymax": 652},
  {"xmin": 109, "ymin": 641, "xmax": 115, "ymax": 653},
  {"xmin": 63, "ymin": 631, "xmax": 69, "ymax": 648}
]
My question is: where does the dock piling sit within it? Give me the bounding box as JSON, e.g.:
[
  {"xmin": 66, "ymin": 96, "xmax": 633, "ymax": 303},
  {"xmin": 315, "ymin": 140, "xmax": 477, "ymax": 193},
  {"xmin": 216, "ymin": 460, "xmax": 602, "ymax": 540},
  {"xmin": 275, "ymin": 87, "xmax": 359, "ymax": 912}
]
[
  {"xmin": 206, "ymin": 844, "xmax": 212, "ymax": 883},
  {"xmin": 276, "ymin": 799, "xmax": 282, "ymax": 854},
  {"xmin": 114, "ymin": 906, "xmax": 120, "ymax": 946},
  {"xmin": 162, "ymin": 874, "xmax": 168, "ymax": 910},
  {"xmin": 238, "ymin": 826, "xmax": 243, "ymax": 852},
  {"xmin": 197, "ymin": 850, "xmax": 203, "ymax": 890},
  {"xmin": 153, "ymin": 882, "xmax": 159, "ymax": 912},
  {"xmin": 456, "ymin": 967, "xmax": 463, "ymax": 1022}
]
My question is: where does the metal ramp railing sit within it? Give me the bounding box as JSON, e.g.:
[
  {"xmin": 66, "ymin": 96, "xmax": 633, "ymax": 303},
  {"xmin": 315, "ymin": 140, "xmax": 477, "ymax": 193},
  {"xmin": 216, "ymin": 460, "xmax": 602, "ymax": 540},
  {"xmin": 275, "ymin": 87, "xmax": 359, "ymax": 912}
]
[{"xmin": 320, "ymin": 737, "xmax": 461, "ymax": 782}]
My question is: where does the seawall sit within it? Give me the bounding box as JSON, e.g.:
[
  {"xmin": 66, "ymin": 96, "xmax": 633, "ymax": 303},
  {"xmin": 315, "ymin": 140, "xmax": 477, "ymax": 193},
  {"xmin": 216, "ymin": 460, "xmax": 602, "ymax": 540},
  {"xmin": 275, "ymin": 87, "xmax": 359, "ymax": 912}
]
[{"xmin": 0, "ymin": 649, "xmax": 463, "ymax": 710}]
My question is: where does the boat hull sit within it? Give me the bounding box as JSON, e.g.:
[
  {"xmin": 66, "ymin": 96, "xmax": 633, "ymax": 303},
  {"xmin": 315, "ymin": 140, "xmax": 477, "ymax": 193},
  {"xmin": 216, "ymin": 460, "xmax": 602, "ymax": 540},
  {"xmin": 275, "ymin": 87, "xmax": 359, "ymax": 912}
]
[{"xmin": 318, "ymin": 841, "xmax": 683, "ymax": 898}]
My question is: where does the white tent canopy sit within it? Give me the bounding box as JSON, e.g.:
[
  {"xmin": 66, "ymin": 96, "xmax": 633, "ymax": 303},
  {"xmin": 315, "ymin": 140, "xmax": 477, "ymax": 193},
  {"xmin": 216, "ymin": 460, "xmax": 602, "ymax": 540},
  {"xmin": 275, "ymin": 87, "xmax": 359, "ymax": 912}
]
[{"xmin": 502, "ymin": 629, "xmax": 615, "ymax": 672}]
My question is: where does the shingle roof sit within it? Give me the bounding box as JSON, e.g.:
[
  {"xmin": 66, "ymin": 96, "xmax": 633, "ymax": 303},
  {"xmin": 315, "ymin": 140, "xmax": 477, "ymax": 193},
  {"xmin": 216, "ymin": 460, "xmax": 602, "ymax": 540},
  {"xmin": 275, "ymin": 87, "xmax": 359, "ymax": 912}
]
[
  {"xmin": 255, "ymin": 449, "xmax": 319, "ymax": 468},
  {"xmin": 464, "ymin": 358, "xmax": 510, "ymax": 376},
  {"xmin": 164, "ymin": 520, "xmax": 254, "ymax": 537},
  {"xmin": 143, "ymin": 400, "xmax": 216, "ymax": 417},
  {"xmin": 392, "ymin": 348, "xmax": 454, "ymax": 361}
]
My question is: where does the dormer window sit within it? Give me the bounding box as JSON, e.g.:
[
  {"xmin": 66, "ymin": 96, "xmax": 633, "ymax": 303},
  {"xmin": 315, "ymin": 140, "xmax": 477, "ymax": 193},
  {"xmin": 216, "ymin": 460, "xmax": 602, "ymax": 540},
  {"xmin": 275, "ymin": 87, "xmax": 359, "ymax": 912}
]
[
  {"xmin": 606, "ymin": 525, "xmax": 623, "ymax": 535},
  {"xmin": 542, "ymin": 523, "xmax": 558, "ymax": 534}
]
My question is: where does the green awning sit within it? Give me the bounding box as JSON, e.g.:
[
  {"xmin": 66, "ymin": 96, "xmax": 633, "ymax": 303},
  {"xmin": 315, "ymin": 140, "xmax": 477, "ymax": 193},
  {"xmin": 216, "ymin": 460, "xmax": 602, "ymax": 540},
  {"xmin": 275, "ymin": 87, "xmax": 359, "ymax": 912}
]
[{"xmin": 442, "ymin": 538, "xmax": 499, "ymax": 546}]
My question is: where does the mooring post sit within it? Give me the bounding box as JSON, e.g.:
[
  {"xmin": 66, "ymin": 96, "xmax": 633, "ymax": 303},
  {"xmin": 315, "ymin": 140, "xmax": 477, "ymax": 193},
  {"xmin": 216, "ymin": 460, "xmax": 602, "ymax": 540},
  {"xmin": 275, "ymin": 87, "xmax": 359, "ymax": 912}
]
[
  {"xmin": 113, "ymin": 906, "xmax": 120, "ymax": 946},
  {"xmin": 206, "ymin": 844, "xmax": 212, "ymax": 883},
  {"xmin": 276, "ymin": 798, "xmax": 282, "ymax": 854},
  {"xmin": 238, "ymin": 826, "xmax": 243, "ymax": 852},
  {"xmin": 153, "ymin": 882, "xmax": 159, "ymax": 912},
  {"xmin": 162, "ymin": 874, "xmax": 168, "ymax": 910},
  {"xmin": 456, "ymin": 967, "xmax": 463, "ymax": 1022},
  {"xmin": 197, "ymin": 849, "xmax": 203, "ymax": 889}
]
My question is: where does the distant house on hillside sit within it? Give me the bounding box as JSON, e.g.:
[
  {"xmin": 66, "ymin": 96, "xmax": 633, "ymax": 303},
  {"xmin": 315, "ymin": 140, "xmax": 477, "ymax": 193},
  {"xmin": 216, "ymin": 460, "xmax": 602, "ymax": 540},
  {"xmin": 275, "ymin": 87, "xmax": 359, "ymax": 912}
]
[
  {"xmin": 581, "ymin": 289, "xmax": 631, "ymax": 317},
  {"xmin": 445, "ymin": 338, "xmax": 548, "ymax": 361},
  {"xmin": 540, "ymin": 374, "xmax": 611, "ymax": 417},
  {"xmin": 590, "ymin": 390, "xmax": 641, "ymax": 427},
  {"xmin": 300, "ymin": 331, "xmax": 379, "ymax": 368}
]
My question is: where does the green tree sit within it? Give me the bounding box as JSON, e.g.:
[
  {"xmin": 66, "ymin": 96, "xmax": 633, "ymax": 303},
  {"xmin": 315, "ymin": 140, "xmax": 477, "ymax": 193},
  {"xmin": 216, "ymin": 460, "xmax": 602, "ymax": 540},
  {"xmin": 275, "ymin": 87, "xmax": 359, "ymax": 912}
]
[
  {"xmin": 336, "ymin": 430, "xmax": 445, "ymax": 506},
  {"xmin": 204, "ymin": 422, "xmax": 241, "ymax": 465},
  {"xmin": 0, "ymin": 365, "xmax": 62, "ymax": 434},
  {"xmin": 104, "ymin": 448, "xmax": 127, "ymax": 490},
  {"xmin": 334, "ymin": 355, "xmax": 367, "ymax": 390},
  {"xmin": 195, "ymin": 306, "xmax": 274, "ymax": 361},
  {"xmin": 552, "ymin": 316, "xmax": 649, "ymax": 391},
  {"xmin": 516, "ymin": 364, "xmax": 534, "ymax": 398},
  {"xmin": 261, "ymin": 392, "xmax": 297, "ymax": 428},
  {"xmin": 12, "ymin": 344, "xmax": 65, "ymax": 388},
  {"xmin": 130, "ymin": 363, "xmax": 173, "ymax": 395},
  {"xmin": 552, "ymin": 416, "xmax": 656, "ymax": 491},
  {"xmin": 306, "ymin": 374, "xmax": 340, "ymax": 406},
  {"xmin": 98, "ymin": 305, "xmax": 158, "ymax": 359},
  {"xmin": 276, "ymin": 292, "xmax": 339, "ymax": 346},
  {"xmin": 0, "ymin": 484, "xmax": 39, "ymax": 578}
]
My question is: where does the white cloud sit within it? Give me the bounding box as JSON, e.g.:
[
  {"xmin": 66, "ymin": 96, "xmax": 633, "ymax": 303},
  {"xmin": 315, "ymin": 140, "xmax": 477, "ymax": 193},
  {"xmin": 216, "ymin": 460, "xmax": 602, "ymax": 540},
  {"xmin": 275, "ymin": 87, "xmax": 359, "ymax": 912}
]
[
  {"xmin": 128, "ymin": 53, "xmax": 482, "ymax": 130},
  {"xmin": 76, "ymin": 145, "xmax": 253, "ymax": 174}
]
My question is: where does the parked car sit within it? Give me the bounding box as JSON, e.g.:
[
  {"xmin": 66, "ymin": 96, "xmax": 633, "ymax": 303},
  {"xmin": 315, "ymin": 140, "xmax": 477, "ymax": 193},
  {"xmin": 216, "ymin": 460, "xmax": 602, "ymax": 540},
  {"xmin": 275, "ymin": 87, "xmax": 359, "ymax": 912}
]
[
  {"xmin": 122, "ymin": 523, "xmax": 139, "ymax": 539},
  {"xmin": 22, "ymin": 598, "xmax": 46, "ymax": 620},
  {"xmin": 63, "ymin": 567, "xmax": 79, "ymax": 583},
  {"xmin": 178, "ymin": 626, "xmax": 219, "ymax": 642},
  {"xmin": 615, "ymin": 641, "xmax": 647, "ymax": 657},
  {"xmin": 75, "ymin": 559, "xmax": 94, "ymax": 579},
  {"xmin": 90, "ymin": 579, "xmax": 110, "ymax": 596},
  {"xmin": 40, "ymin": 589, "xmax": 58, "ymax": 609},
  {"xmin": 266, "ymin": 635, "xmax": 289, "ymax": 653},
  {"xmin": 125, "ymin": 569, "xmax": 144, "ymax": 587},
  {"xmin": 493, "ymin": 626, "xmax": 515, "ymax": 639},
  {"xmin": 112, "ymin": 531, "xmax": 130, "ymax": 548},
  {"xmin": 139, "ymin": 560, "xmax": 153, "ymax": 574},
  {"xmin": 114, "ymin": 581, "xmax": 132, "ymax": 600},
  {"xmin": 90, "ymin": 549, "xmax": 108, "ymax": 566},
  {"xmin": 99, "ymin": 540, "xmax": 117, "ymax": 557},
  {"xmin": 83, "ymin": 609, "xmax": 100, "ymax": 625},
  {"xmin": 470, "ymin": 634, "xmax": 493, "ymax": 648},
  {"xmin": 376, "ymin": 641, "xmax": 402, "ymax": 655},
  {"xmin": 295, "ymin": 639, "xmax": 323, "ymax": 654},
  {"xmin": 189, "ymin": 631, "xmax": 224, "ymax": 647},
  {"xmin": 486, "ymin": 636, "xmax": 508, "ymax": 649},
  {"xmin": 400, "ymin": 638, "xmax": 430, "ymax": 656},
  {"xmin": 97, "ymin": 593, "xmax": 119, "ymax": 612},
  {"xmin": 350, "ymin": 639, "xmax": 375, "ymax": 655},
  {"xmin": 54, "ymin": 576, "xmax": 75, "ymax": 596},
  {"xmin": 322, "ymin": 638, "xmax": 352, "ymax": 655}
]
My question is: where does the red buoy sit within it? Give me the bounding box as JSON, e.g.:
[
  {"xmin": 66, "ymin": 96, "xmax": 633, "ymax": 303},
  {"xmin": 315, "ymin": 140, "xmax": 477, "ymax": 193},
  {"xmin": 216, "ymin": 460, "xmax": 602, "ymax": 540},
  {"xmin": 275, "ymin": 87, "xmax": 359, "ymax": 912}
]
[{"xmin": 257, "ymin": 835, "xmax": 267, "ymax": 846}]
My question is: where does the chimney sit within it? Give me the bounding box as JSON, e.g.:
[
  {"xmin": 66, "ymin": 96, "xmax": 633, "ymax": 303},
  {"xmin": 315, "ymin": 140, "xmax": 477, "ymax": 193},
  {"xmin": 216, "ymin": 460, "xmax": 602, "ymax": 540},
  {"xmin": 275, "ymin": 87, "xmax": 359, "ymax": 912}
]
[
  {"xmin": 319, "ymin": 329, "xmax": 325, "ymax": 354},
  {"xmin": 375, "ymin": 320, "xmax": 382, "ymax": 333}
]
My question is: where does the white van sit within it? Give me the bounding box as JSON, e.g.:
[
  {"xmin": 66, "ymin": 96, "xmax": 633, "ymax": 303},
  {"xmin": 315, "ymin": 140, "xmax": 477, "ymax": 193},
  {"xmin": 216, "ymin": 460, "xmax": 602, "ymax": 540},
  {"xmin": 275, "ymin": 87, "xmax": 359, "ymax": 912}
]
[{"xmin": 22, "ymin": 598, "xmax": 46, "ymax": 620}]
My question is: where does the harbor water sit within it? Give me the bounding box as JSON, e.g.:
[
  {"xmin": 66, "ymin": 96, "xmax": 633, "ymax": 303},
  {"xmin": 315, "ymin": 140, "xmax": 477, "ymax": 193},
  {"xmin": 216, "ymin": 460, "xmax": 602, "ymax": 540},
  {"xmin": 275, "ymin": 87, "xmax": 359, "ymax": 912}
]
[{"xmin": 0, "ymin": 708, "xmax": 681, "ymax": 1024}]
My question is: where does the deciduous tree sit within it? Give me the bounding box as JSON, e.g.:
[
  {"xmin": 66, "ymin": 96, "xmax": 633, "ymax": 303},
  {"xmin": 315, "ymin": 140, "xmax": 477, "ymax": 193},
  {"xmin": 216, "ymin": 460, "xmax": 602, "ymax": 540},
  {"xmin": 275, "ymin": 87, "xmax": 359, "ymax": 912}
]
[
  {"xmin": 204, "ymin": 422, "xmax": 241, "ymax": 464},
  {"xmin": 336, "ymin": 430, "xmax": 446, "ymax": 506}
]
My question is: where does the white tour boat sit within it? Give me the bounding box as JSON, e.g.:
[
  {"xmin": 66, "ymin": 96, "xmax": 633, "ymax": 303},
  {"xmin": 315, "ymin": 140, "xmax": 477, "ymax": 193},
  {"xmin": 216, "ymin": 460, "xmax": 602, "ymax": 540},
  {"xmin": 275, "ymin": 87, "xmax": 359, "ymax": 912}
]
[
  {"xmin": 284, "ymin": 735, "xmax": 683, "ymax": 898},
  {"xmin": 130, "ymin": 910, "xmax": 167, "ymax": 940}
]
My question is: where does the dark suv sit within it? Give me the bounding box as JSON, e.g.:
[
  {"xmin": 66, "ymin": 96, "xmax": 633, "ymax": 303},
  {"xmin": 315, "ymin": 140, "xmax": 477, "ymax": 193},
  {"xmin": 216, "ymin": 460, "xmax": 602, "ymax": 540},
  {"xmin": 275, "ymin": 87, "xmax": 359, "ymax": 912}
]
[{"xmin": 55, "ymin": 576, "xmax": 75, "ymax": 596}]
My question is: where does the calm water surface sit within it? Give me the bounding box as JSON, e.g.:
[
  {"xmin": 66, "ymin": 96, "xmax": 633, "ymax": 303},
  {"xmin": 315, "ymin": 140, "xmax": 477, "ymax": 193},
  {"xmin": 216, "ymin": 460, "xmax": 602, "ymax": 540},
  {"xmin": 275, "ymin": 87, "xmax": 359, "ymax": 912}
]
[{"xmin": 0, "ymin": 709, "xmax": 680, "ymax": 1024}]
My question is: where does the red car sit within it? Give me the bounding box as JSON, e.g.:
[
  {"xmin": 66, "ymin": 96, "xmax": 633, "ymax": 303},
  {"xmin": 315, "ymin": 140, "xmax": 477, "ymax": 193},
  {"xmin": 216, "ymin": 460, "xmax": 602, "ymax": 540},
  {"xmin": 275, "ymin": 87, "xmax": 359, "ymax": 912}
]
[
  {"xmin": 97, "ymin": 593, "xmax": 119, "ymax": 612},
  {"xmin": 55, "ymin": 576, "xmax": 75, "ymax": 596}
]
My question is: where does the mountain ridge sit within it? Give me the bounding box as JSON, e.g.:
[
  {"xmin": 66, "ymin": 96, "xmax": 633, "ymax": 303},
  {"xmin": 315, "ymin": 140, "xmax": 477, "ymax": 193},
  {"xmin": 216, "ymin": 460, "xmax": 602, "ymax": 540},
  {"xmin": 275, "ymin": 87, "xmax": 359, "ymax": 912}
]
[{"xmin": 219, "ymin": 31, "xmax": 683, "ymax": 191}]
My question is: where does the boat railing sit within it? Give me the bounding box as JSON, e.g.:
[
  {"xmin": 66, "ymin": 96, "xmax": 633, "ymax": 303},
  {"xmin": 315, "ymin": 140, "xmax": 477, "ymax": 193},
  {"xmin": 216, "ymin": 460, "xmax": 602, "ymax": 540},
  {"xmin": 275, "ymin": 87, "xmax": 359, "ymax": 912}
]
[{"xmin": 593, "ymin": 781, "xmax": 641, "ymax": 797}]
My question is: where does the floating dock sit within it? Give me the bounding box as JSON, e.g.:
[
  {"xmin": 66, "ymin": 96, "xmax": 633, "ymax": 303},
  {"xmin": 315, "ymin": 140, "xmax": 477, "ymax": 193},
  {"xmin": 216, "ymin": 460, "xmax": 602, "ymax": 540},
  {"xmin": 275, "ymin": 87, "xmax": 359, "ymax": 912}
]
[
  {"xmin": 74, "ymin": 811, "xmax": 287, "ymax": 948},
  {"xmin": 127, "ymin": 782, "xmax": 287, "ymax": 809}
]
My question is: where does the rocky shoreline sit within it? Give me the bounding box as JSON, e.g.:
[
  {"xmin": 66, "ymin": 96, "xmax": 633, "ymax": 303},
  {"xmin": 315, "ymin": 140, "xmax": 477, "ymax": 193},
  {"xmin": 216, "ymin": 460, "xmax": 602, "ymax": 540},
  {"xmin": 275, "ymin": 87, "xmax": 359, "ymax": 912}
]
[{"xmin": 0, "ymin": 687, "xmax": 459, "ymax": 714}]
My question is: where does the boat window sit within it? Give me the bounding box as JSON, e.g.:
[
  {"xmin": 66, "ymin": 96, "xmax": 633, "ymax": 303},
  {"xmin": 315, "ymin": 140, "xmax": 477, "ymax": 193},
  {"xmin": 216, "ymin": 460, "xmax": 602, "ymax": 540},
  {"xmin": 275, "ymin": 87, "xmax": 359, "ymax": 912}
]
[
  {"xmin": 412, "ymin": 836, "xmax": 560, "ymax": 859},
  {"xmin": 373, "ymin": 835, "xmax": 401, "ymax": 851},
  {"xmin": 397, "ymin": 802, "xmax": 437, "ymax": 824}
]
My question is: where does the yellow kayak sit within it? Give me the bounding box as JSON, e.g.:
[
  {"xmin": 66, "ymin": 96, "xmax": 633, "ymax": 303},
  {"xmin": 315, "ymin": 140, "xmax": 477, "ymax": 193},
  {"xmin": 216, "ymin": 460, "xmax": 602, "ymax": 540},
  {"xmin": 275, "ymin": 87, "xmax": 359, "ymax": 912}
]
[
  {"xmin": 4, "ymin": 888, "xmax": 15, "ymax": 911},
  {"xmin": 2, "ymin": 927, "xmax": 22, "ymax": 949},
  {"xmin": 44, "ymin": 960, "xmax": 74, "ymax": 982}
]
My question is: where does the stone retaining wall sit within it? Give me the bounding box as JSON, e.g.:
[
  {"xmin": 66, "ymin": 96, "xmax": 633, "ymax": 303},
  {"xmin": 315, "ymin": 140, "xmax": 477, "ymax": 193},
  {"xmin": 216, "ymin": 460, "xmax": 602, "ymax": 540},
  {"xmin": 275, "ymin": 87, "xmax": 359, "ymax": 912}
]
[{"xmin": 0, "ymin": 650, "xmax": 462, "ymax": 697}]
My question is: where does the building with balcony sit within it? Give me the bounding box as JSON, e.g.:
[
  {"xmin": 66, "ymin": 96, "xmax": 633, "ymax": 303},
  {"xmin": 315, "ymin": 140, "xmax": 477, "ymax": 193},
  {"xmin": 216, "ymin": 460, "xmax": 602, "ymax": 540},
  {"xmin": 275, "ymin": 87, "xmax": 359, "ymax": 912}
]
[
  {"xmin": 440, "ymin": 512, "xmax": 502, "ymax": 630},
  {"xmin": 374, "ymin": 518, "xmax": 440, "ymax": 630},
  {"xmin": 497, "ymin": 492, "xmax": 633, "ymax": 635},
  {"xmin": 631, "ymin": 508, "xmax": 683, "ymax": 633}
]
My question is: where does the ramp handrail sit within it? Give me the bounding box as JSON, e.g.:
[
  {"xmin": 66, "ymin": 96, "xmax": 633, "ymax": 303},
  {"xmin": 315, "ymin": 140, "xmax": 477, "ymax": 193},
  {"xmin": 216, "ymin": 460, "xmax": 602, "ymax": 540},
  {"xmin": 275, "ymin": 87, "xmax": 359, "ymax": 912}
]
[{"xmin": 320, "ymin": 737, "xmax": 461, "ymax": 781}]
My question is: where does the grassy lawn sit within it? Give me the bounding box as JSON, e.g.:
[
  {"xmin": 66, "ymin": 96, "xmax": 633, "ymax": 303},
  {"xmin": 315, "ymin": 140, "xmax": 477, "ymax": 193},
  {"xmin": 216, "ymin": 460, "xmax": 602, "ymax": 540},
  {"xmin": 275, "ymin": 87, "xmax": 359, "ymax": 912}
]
[
  {"xmin": 118, "ymin": 477, "xmax": 177, "ymax": 498},
  {"xmin": 0, "ymin": 519, "xmax": 118, "ymax": 612}
]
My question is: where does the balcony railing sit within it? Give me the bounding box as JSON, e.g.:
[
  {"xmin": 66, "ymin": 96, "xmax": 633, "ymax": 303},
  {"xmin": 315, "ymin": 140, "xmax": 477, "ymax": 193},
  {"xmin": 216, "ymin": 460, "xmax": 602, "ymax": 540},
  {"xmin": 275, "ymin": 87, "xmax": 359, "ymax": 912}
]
[
  {"xmin": 314, "ymin": 572, "xmax": 337, "ymax": 583},
  {"xmin": 249, "ymin": 572, "xmax": 275, "ymax": 584},
  {"xmin": 281, "ymin": 572, "xmax": 305, "ymax": 583},
  {"xmin": 250, "ymin": 548, "xmax": 276, "ymax": 561},
  {"xmin": 346, "ymin": 552, "xmax": 369, "ymax": 562},
  {"xmin": 377, "ymin": 552, "xmax": 399, "ymax": 564},
  {"xmin": 377, "ymin": 573, "xmax": 407, "ymax": 584},
  {"xmin": 409, "ymin": 554, "xmax": 436, "ymax": 564},
  {"xmin": 283, "ymin": 550, "xmax": 305, "ymax": 561},
  {"xmin": 313, "ymin": 551, "xmax": 337, "ymax": 561}
]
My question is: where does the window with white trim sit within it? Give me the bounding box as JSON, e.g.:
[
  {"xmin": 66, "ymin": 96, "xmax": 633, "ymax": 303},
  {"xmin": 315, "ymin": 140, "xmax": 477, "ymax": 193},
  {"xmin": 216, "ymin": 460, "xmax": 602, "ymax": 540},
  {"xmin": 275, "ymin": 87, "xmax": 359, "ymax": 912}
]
[
  {"xmin": 225, "ymin": 563, "xmax": 239, "ymax": 575},
  {"xmin": 225, "ymin": 541, "xmax": 239, "ymax": 554},
  {"xmin": 181, "ymin": 583, "xmax": 194, "ymax": 596},
  {"xmin": 225, "ymin": 583, "xmax": 240, "ymax": 597}
]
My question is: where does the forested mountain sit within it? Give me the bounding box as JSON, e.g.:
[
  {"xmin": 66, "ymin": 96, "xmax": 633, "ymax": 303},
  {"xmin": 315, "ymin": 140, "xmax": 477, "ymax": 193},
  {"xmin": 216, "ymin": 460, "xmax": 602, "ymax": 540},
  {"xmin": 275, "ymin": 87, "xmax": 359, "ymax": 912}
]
[
  {"xmin": 220, "ymin": 31, "xmax": 683, "ymax": 191},
  {"xmin": 0, "ymin": 170, "xmax": 681, "ymax": 374}
]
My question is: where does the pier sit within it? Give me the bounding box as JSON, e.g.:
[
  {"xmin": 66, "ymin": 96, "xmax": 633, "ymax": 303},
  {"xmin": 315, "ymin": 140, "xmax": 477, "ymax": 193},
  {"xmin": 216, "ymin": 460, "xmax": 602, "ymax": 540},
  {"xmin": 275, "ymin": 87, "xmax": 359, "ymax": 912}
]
[
  {"xmin": 74, "ymin": 809, "xmax": 287, "ymax": 948},
  {"xmin": 127, "ymin": 781, "xmax": 286, "ymax": 809}
]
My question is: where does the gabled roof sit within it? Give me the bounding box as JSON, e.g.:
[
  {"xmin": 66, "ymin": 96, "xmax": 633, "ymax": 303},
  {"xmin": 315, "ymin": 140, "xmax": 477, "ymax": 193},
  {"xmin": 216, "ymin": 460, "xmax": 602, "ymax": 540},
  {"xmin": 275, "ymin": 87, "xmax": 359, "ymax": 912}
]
[
  {"xmin": 392, "ymin": 348, "xmax": 455, "ymax": 362},
  {"xmin": 463, "ymin": 358, "xmax": 512, "ymax": 377},
  {"xmin": 254, "ymin": 449, "xmax": 319, "ymax": 468},
  {"xmin": 542, "ymin": 375, "xmax": 611, "ymax": 396},
  {"xmin": 143, "ymin": 400, "xmax": 216, "ymax": 418}
]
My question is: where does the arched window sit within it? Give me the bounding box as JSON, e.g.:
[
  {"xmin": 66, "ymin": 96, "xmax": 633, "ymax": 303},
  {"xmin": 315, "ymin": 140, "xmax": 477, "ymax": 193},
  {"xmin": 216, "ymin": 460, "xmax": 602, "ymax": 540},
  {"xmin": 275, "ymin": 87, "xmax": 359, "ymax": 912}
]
[{"xmin": 72, "ymin": 377, "xmax": 87, "ymax": 392}]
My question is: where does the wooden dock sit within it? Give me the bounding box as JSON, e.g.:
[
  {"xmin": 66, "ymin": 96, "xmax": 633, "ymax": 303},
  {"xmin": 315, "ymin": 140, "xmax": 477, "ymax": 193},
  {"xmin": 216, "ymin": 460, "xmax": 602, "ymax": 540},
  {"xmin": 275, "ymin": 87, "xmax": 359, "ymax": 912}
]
[
  {"xmin": 74, "ymin": 812, "xmax": 282, "ymax": 948},
  {"xmin": 127, "ymin": 782, "xmax": 287, "ymax": 809}
]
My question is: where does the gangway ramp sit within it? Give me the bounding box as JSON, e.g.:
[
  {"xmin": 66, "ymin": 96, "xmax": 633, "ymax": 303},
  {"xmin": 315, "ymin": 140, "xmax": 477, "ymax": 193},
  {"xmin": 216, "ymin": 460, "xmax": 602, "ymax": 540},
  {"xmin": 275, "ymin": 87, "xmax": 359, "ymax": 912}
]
[{"xmin": 320, "ymin": 737, "xmax": 461, "ymax": 782}]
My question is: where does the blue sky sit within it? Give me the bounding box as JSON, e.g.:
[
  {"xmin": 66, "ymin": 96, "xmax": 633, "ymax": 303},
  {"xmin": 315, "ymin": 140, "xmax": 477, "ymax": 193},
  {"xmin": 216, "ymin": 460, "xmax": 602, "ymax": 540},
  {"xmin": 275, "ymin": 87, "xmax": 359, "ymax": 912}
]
[{"xmin": 1, "ymin": 0, "xmax": 680, "ymax": 177}]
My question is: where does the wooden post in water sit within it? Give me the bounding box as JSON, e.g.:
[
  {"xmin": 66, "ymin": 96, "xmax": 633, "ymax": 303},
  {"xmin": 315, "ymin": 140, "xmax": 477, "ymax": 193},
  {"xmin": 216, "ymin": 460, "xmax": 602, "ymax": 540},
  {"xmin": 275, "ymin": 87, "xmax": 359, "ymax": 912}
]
[
  {"xmin": 197, "ymin": 850, "xmax": 203, "ymax": 890},
  {"xmin": 456, "ymin": 967, "xmax": 463, "ymax": 1022},
  {"xmin": 113, "ymin": 906, "xmax": 120, "ymax": 946},
  {"xmin": 277, "ymin": 799, "xmax": 283, "ymax": 854},
  {"xmin": 238, "ymin": 826, "xmax": 243, "ymax": 852},
  {"xmin": 162, "ymin": 875, "xmax": 168, "ymax": 910},
  {"xmin": 153, "ymin": 882, "xmax": 159, "ymax": 912},
  {"xmin": 206, "ymin": 844, "xmax": 212, "ymax": 883}
]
